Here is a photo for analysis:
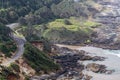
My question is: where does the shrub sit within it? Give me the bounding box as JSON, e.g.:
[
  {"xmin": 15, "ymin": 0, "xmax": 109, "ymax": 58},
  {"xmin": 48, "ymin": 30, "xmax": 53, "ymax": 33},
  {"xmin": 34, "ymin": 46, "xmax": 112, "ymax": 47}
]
[
  {"xmin": 23, "ymin": 43, "xmax": 59, "ymax": 73},
  {"xmin": 10, "ymin": 63, "xmax": 20, "ymax": 72},
  {"xmin": 64, "ymin": 19, "xmax": 72, "ymax": 25}
]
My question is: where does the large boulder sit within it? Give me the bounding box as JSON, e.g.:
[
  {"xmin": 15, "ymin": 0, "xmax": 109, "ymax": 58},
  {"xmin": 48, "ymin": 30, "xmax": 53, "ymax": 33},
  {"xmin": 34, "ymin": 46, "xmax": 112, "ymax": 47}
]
[{"xmin": 86, "ymin": 63, "xmax": 106, "ymax": 73}]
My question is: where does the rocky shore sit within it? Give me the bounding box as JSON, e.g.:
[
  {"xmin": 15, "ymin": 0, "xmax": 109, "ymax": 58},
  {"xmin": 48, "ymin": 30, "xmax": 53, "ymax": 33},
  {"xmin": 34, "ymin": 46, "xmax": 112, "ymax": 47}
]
[
  {"xmin": 31, "ymin": 46, "xmax": 115, "ymax": 80},
  {"xmin": 30, "ymin": 1, "xmax": 120, "ymax": 79}
]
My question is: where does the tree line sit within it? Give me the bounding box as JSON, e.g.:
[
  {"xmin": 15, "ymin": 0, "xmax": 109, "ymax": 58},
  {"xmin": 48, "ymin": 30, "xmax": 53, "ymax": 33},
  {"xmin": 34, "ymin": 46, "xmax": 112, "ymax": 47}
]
[{"xmin": 0, "ymin": 0, "xmax": 99, "ymax": 25}]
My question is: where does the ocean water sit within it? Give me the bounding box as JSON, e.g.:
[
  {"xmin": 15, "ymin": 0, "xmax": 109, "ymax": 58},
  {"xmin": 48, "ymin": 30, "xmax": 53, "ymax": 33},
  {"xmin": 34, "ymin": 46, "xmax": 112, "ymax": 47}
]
[
  {"xmin": 106, "ymin": 50, "xmax": 120, "ymax": 58},
  {"xmin": 78, "ymin": 46, "xmax": 120, "ymax": 58},
  {"xmin": 78, "ymin": 46, "xmax": 120, "ymax": 80}
]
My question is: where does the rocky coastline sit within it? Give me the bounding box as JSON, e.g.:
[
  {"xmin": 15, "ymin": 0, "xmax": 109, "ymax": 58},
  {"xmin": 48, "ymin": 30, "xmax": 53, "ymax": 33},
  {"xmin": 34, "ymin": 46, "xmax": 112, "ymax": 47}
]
[
  {"xmin": 30, "ymin": 46, "xmax": 115, "ymax": 80},
  {"xmin": 31, "ymin": 0, "xmax": 120, "ymax": 80}
]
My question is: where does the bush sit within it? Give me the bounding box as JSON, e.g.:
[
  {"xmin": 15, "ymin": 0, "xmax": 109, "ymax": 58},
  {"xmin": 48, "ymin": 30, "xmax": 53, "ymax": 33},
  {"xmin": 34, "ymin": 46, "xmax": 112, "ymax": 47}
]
[
  {"xmin": 64, "ymin": 19, "xmax": 72, "ymax": 25},
  {"xmin": 0, "ymin": 24, "xmax": 17, "ymax": 57},
  {"xmin": 10, "ymin": 63, "xmax": 20, "ymax": 72},
  {"xmin": 0, "ymin": 66, "xmax": 19, "ymax": 80},
  {"xmin": 0, "ymin": 44, "xmax": 12, "ymax": 57},
  {"xmin": 23, "ymin": 43, "xmax": 59, "ymax": 73}
]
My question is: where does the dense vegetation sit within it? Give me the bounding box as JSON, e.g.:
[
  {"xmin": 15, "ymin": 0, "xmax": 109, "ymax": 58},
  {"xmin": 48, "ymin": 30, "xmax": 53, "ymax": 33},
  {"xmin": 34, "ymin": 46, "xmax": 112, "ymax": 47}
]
[
  {"xmin": 47, "ymin": 18, "xmax": 100, "ymax": 43},
  {"xmin": 0, "ymin": 0, "xmax": 99, "ymax": 25},
  {"xmin": 20, "ymin": 17, "xmax": 99, "ymax": 43},
  {"xmin": 23, "ymin": 43, "xmax": 59, "ymax": 73},
  {"xmin": 0, "ymin": 23, "xmax": 17, "ymax": 57},
  {"xmin": 0, "ymin": 0, "xmax": 101, "ymax": 44},
  {"xmin": 0, "ymin": 0, "xmax": 101, "ymax": 57},
  {"xmin": 19, "ymin": 0, "xmax": 100, "ymax": 25},
  {"xmin": 0, "ymin": 0, "xmax": 62, "ymax": 24},
  {"xmin": 0, "ymin": 65, "xmax": 19, "ymax": 80}
]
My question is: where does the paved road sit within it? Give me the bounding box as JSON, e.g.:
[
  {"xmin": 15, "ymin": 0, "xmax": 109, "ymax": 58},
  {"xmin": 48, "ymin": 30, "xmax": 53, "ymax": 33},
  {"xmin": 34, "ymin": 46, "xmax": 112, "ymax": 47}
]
[{"xmin": 2, "ymin": 23, "xmax": 26, "ymax": 66}]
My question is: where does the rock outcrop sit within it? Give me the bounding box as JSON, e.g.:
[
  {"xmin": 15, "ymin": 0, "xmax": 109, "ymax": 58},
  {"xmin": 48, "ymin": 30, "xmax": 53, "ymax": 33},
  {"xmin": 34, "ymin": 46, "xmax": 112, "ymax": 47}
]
[{"xmin": 86, "ymin": 63, "xmax": 114, "ymax": 74}]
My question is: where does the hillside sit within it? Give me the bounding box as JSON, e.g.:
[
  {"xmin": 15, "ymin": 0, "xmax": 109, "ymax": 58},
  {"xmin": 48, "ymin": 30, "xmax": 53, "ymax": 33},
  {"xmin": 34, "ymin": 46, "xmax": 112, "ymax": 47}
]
[
  {"xmin": 1, "ymin": 0, "xmax": 118, "ymax": 80},
  {"xmin": 0, "ymin": 0, "xmax": 62, "ymax": 24},
  {"xmin": 14, "ymin": 0, "xmax": 102, "ymax": 44},
  {"xmin": 0, "ymin": 0, "xmax": 101, "ymax": 24},
  {"xmin": 0, "ymin": 23, "xmax": 17, "ymax": 57},
  {"xmin": 24, "ymin": 43, "xmax": 59, "ymax": 72},
  {"xmin": 0, "ymin": 24, "xmax": 59, "ymax": 80},
  {"xmin": 42, "ymin": 18, "xmax": 99, "ymax": 43},
  {"xmin": 0, "ymin": 0, "xmax": 101, "ymax": 37}
]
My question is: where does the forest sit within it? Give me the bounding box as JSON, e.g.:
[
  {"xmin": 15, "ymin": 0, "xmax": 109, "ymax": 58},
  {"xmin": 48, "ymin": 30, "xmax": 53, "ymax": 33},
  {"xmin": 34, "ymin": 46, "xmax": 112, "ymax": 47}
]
[{"xmin": 0, "ymin": 0, "xmax": 98, "ymax": 24}]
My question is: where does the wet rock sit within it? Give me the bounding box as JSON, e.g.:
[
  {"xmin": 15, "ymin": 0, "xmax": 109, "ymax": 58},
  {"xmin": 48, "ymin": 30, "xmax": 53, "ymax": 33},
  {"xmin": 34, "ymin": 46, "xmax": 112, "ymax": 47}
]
[
  {"xmin": 83, "ymin": 75, "xmax": 92, "ymax": 80},
  {"xmin": 50, "ymin": 49, "xmax": 90, "ymax": 79},
  {"xmin": 86, "ymin": 63, "xmax": 115, "ymax": 74},
  {"xmin": 79, "ymin": 72, "xmax": 84, "ymax": 79},
  {"xmin": 105, "ymin": 70, "xmax": 115, "ymax": 74},
  {"xmin": 79, "ymin": 50, "xmax": 87, "ymax": 55},
  {"xmin": 92, "ymin": 56, "xmax": 106, "ymax": 61},
  {"xmin": 80, "ymin": 55, "xmax": 92, "ymax": 61},
  {"xmin": 86, "ymin": 63, "xmax": 106, "ymax": 73}
]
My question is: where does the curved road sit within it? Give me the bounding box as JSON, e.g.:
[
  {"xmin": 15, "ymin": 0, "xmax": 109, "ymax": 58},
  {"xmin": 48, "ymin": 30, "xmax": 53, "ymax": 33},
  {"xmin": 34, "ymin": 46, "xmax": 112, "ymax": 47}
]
[{"xmin": 2, "ymin": 23, "xmax": 26, "ymax": 66}]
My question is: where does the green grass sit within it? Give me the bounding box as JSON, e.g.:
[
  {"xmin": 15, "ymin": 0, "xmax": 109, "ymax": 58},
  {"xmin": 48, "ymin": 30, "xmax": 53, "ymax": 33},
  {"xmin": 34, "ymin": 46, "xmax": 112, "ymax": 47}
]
[
  {"xmin": 48, "ymin": 17, "xmax": 99, "ymax": 31},
  {"xmin": 83, "ymin": 21, "xmax": 100, "ymax": 27},
  {"xmin": 48, "ymin": 19, "xmax": 80, "ymax": 32},
  {"xmin": 41, "ymin": 17, "xmax": 100, "ymax": 43}
]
